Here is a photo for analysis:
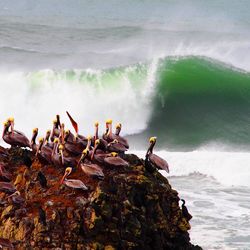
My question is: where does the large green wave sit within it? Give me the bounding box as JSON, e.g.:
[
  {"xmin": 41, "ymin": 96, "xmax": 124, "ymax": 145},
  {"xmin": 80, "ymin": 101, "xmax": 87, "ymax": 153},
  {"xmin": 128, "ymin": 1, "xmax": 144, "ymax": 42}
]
[
  {"xmin": 24, "ymin": 56, "xmax": 250, "ymax": 150},
  {"xmin": 142, "ymin": 57, "xmax": 250, "ymax": 150}
]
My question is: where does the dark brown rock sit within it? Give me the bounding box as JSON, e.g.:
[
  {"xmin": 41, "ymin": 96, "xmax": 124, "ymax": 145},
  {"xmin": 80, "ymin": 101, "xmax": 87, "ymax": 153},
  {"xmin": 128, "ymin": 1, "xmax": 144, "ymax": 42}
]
[{"xmin": 0, "ymin": 148, "xmax": 202, "ymax": 249}]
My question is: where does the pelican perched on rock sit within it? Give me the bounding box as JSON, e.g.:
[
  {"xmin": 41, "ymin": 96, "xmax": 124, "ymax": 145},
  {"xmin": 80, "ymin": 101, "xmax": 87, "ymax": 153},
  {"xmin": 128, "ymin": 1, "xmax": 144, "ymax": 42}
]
[
  {"xmin": 105, "ymin": 120, "xmax": 129, "ymax": 148},
  {"xmin": 107, "ymin": 139, "xmax": 127, "ymax": 154},
  {"xmin": 36, "ymin": 137, "xmax": 53, "ymax": 163},
  {"xmin": 50, "ymin": 115, "xmax": 61, "ymax": 142},
  {"xmin": 60, "ymin": 167, "xmax": 88, "ymax": 190},
  {"xmin": 30, "ymin": 128, "xmax": 39, "ymax": 152},
  {"xmin": 2, "ymin": 119, "xmax": 30, "ymax": 148},
  {"xmin": 145, "ymin": 137, "xmax": 169, "ymax": 173},
  {"xmin": 78, "ymin": 149, "xmax": 104, "ymax": 180},
  {"xmin": 104, "ymin": 152, "xmax": 129, "ymax": 167}
]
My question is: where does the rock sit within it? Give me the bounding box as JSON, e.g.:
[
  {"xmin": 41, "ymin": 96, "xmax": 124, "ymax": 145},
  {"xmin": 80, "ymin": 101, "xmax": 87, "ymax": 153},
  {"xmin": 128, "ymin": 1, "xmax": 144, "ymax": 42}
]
[{"xmin": 0, "ymin": 148, "xmax": 202, "ymax": 249}]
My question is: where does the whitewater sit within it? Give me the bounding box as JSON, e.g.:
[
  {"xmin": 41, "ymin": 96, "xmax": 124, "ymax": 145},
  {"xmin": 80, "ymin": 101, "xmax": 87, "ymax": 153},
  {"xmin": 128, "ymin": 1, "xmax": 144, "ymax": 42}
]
[{"xmin": 1, "ymin": 0, "xmax": 250, "ymax": 249}]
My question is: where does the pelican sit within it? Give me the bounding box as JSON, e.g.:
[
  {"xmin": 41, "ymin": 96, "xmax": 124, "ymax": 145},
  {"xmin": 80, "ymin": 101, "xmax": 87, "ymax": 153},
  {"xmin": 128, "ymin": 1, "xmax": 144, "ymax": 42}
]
[
  {"xmin": 104, "ymin": 152, "xmax": 129, "ymax": 168},
  {"xmin": 60, "ymin": 167, "xmax": 88, "ymax": 190},
  {"xmin": 50, "ymin": 115, "xmax": 61, "ymax": 142},
  {"xmin": 36, "ymin": 137, "xmax": 53, "ymax": 163},
  {"xmin": 78, "ymin": 149, "xmax": 104, "ymax": 180},
  {"xmin": 44, "ymin": 130, "xmax": 54, "ymax": 148},
  {"xmin": 2, "ymin": 120, "xmax": 30, "ymax": 148},
  {"xmin": 105, "ymin": 120, "xmax": 129, "ymax": 148},
  {"xmin": 92, "ymin": 122, "xmax": 107, "ymax": 151},
  {"xmin": 145, "ymin": 137, "xmax": 169, "ymax": 173},
  {"xmin": 59, "ymin": 144, "xmax": 78, "ymax": 168},
  {"xmin": 30, "ymin": 128, "xmax": 39, "ymax": 152},
  {"xmin": 64, "ymin": 130, "xmax": 85, "ymax": 156},
  {"xmin": 106, "ymin": 139, "xmax": 127, "ymax": 154}
]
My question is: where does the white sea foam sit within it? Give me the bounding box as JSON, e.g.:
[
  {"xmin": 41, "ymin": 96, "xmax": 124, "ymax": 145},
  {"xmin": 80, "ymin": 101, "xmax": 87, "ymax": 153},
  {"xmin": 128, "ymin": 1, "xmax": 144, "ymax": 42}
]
[{"xmin": 133, "ymin": 150, "xmax": 250, "ymax": 187}]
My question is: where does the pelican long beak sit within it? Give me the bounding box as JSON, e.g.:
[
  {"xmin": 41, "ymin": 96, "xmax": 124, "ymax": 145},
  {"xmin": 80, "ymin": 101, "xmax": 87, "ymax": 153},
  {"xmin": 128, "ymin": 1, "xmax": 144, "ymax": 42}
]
[
  {"xmin": 60, "ymin": 172, "xmax": 67, "ymax": 185},
  {"xmin": 91, "ymin": 141, "xmax": 98, "ymax": 161},
  {"xmin": 10, "ymin": 121, "xmax": 14, "ymax": 135},
  {"xmin": 60, "ymin": 149, "xmax": 64, "ymax": 165},
  {"xmin": 36, "ymin": 139, "xmax": 43, "ymax": 156}
]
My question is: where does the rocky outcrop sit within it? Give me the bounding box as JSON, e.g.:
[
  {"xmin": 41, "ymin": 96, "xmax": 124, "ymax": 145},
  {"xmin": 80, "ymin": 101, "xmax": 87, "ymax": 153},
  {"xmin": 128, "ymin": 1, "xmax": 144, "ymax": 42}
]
[{"xmin": 0, "ymin": 147, "xmax": 202, "ymax": 249}]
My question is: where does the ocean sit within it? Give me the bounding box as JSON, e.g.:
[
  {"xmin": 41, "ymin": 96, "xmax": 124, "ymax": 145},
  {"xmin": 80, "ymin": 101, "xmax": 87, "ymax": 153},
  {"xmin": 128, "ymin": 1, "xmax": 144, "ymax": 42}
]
[{"xmin": 0, "ymin": 1, "xmax": 250, "ymax": 249}]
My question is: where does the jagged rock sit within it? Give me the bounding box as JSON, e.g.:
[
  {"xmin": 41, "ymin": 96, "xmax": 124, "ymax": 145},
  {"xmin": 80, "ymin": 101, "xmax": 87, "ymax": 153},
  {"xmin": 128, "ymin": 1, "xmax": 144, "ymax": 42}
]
[{"xmin": 0, "ymin": 148, "xmax": 202, "ymax": 249}]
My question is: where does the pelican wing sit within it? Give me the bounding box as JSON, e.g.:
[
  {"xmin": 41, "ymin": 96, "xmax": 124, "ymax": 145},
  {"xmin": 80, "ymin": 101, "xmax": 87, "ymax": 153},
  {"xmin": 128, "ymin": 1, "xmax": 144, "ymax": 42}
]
[
  {"xmin": 149, "ymin": 154, "xmax": 169, "ymax": 173},
  {"xmin": 81, "ymin": 163, "xmax": 104, "ymax": 179},
  {"xmin": 64, "ymin": 179, "xmax": 88, "ymax": 190},
  {"xmin": 104, "ymin": 157, "xmax": 129, "ymax": 167}
]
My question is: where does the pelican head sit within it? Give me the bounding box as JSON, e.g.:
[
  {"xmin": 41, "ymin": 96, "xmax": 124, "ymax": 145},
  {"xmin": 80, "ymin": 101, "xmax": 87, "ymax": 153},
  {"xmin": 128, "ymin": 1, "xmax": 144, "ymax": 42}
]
[
  {"xmin": 54, "ymin": 138, "xmax": 59, "ymax": 143},
  {"xmin": 60, "ymin": 167, "xmax": 72, "ymax": 185},
  {"xmin": 106, "ymin": 119, "xmax": 112, "ymax": 124},
  {"xmin": 78, "ymin": 149, "xmax": 89, "ymax": 166},
  {"xmin": 95, "ymin": 139, "xmax": 100, "ymax": 145},
  {"xmin": 33, "ymin": 128, "xmax": 38, "ymax": 133},
  {"xmin": 116, "ymin": 123, "xmax": 121, "ymax": 129},
  {"xmin": 149, "ymin": 136, "xmax": 157, "ymax": 144},
  {"xmin": 111, "ymin": 152, "xmax": 118, "ymax": 157},
  {"xmin": 95, "ymin": 121, "xmax": 99, "ymax": 127}
]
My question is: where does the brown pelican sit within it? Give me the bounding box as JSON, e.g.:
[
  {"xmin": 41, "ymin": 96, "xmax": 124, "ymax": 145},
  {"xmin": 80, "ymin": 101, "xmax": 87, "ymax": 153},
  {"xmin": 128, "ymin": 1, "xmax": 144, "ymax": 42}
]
[
  {"xmin": 0, "ymin": 181, "xmax": 16, "ymax": 194},
  {"xmin": 44, "ymin": 130, "xmax": 54, "ymax": 148},
  {"xmin": 30, "ymin": 128, "xmax": 39, "ymax": 152},
  {"xmin": 65, "ymin": 129, "xmax": 75, "ymax": 143},
  {"xmin": 104, "ymin": 152, "xmax": 129, "ymax": 168},
  {"xmin": 145, "ymin": 137, "xmax": 169, "ymax": 173},
  {"xmin": 2, "ymin": 120, "xmax": 30, "ymax": 148},
  {"xmin": 7, "ymin": 191, "xmax": 25, "ymax": 205},
  {"xmin": 0, "ymin": 163, "xmax": 12, "ymax": 182},
  {"xmin": 59, "ymin": 144, "xmax": 78, "ymax": 168},
  {"xmin": 115, "ymin": 123, "xmax": 122, "ymax": 135},
  {"xmin": 51, "ymin": 139, "xmax": 62, "ymax": 167},
  {"xmin": 64, "ymin": 130, "xmax": 85, "ymax": 156},
  {"xmin": 92, "ymin": 123, "xmax": 107, "ymax": 151},
  {"xmin": 106, "ymin": 120, "xmax": 129, "ymax": 148},
  {"xmin": 50, "ymin": 115, "xmax": 61, "ymax": 142},
  {"xmin": 36, "ymin": 137, "xmax": 53, "ymax": 163},
  {"xmin": 60, "ymin": 167, "xmax": 88, "ymax": 190},
  {"xmin": 78, "ymin": 149, "xmax": 104, "ymax": 180},
  {"xmin": 106, "ymin": 139, "xmax": 127, "ymax": 154}
]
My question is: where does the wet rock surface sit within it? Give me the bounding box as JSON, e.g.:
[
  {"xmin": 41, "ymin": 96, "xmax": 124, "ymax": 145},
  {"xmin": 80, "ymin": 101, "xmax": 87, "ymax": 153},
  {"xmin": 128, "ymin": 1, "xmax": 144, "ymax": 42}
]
[{"xmin": 0, "ymin": 147, "xmax": 202, "ymax": 249}]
